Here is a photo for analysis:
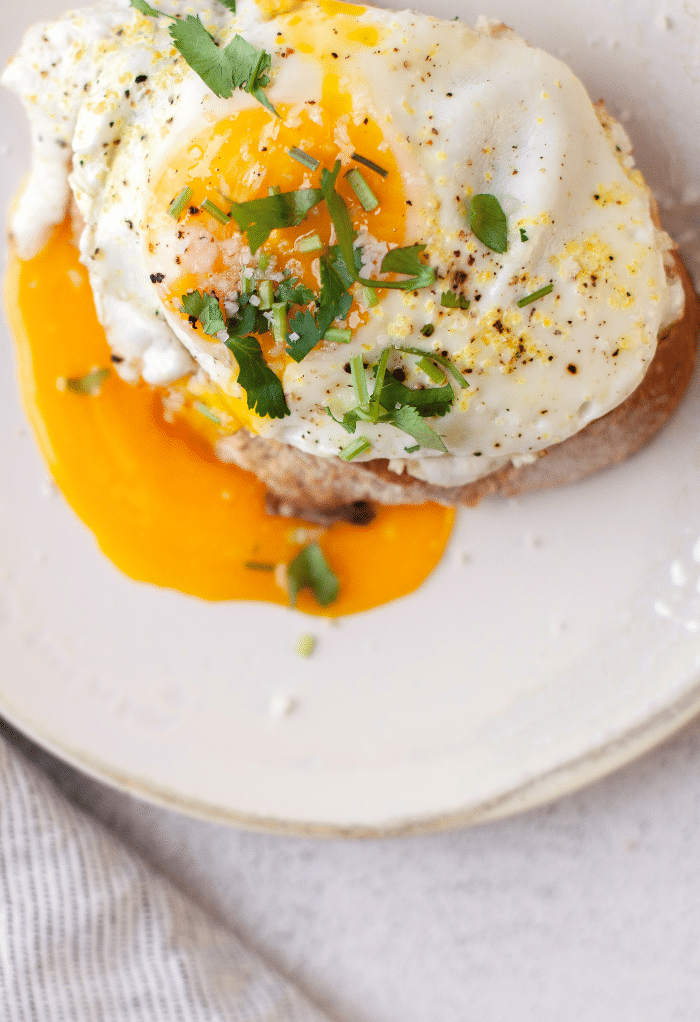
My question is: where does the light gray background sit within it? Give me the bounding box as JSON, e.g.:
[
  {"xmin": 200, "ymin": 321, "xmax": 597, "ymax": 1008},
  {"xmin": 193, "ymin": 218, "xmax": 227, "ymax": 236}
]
[{"xmin": 5, "ymin": 716, "xmax": 700, "ymax": 1022}]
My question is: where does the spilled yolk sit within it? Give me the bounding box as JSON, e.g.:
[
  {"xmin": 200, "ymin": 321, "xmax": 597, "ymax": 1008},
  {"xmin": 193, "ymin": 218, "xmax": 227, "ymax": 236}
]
[{"xmin": 6, "ymin": 218, "xmax": 454, "ymax": 616}]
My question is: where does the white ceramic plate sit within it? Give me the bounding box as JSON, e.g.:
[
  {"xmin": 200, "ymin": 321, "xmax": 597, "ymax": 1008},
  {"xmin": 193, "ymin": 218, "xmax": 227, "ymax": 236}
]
[{"xmin": 3, "ymin": 0, "xmax": 700, "ymax": 836}]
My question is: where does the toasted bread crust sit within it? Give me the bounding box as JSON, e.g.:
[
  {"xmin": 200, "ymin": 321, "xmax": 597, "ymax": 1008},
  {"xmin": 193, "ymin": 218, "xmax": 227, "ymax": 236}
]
[{"xmin": 217, "ymin": 252, "xmax": 700, "ymax": 521}]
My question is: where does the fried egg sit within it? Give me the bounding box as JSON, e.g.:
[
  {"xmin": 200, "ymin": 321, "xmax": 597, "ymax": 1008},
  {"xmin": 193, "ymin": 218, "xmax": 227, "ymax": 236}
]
[{"xmin": 3, "ymin": 0, "xmax": 684, "ymax": 489}]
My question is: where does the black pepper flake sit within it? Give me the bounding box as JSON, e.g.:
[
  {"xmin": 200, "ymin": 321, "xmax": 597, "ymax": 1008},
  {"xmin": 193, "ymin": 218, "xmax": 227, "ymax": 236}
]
[
  {"xmin": 135, "ymin": 74, "xmax": 148, "ymax": 84},
  {"xmin": 150, "ymin": 273, "xmax": 165, "ymax": 283},
  {"xmin": 110, "ymin": 354, "xmax": 124, "ymax": 364},
  {"xmin": 189, "ymin": 206, "xmax": 199, "ymax": 215},
  {"xmin": 392, "ymin": 368, "xmax": 406, "ymax": 382},
  {"xmin": 343, "ymin": 362, "xmax": 351, "ymax": 374},
  {"xmin": 567, "ymin": 363, "xmax": 577, "ymax": 374}
]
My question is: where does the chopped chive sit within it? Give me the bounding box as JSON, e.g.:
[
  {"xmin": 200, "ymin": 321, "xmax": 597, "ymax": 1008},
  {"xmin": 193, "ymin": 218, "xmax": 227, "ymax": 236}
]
[
  {"xmin": 258, "ymin": 279, "xmax": 274, "ymax": 310},
  {"xmin": 268, "ymin": 185, "xmax": 281, "ymax": 196},
  {"xmin": 517, "ymin": 282, "xmax": 553, "ymax": 308},
  {"xmin": 62, "ymin": 367, "xmax": 110, "ymax": 395},
  {"xmin": 404, "ymin": 444, "xmax": 420, "ymax": 453},
  {"xmin": 168, "ymin": 186, "xmax": 193, "ymax": 221},
  {"xmin": 346, "ymin": 169, "xmax": 379, "ymax": 212},
  {"xmin": 259, "ymin": 253, "xmax": 270, "ymax": 271},
  {"xmin": 294, "ymin": 633, "xmax": 316, "ymax": 657},
  {"xmin": 297, "ymin": 233, "xmax": 323, "ymax": 252},
  {"xmin": 339, "ymin": 435, "xmax": 371, "ymax": 461},
  {"xmin": 193, "ymin": 401, "xmax": 222, "ymax": 424},
  {"xmin": 245, "ymin": 561, "xmax": 276, "ymax": 571},
  {"xmin": 417, "ymin": 356, "xmax": 446, "ymax": 384},
  {"xmin": 350, "ymin": 152, "xmax": 389, "ymax": 178},
  {"xmin": 421, "ymin": 323, "xmax": 435, "ymax": 337},
  {"xmin": 241, "ymin": 271, "xmax": 255, "ymax": 296},
  {"xmin": 398, "ymin": 346, "xmax": 469, "ymax": 390},
  {"xmin": 350, "ymin": 353, "xmax": 368, "ymax": 406},
  {"xmin": 202, "ymin": 198, "xmax": 230, "ymax": 225},
  {"xmin": 289, "ymin": 147, "xmax": 320, "ymax": 171},
  {"xmin": 369, "ymin": 347, "xmax": 391, "ymax": 422},
  {"xmin": 359, "ymin": 285, "xmax": 379, "ymax": 308},
  {"xmin": 271, "ymin": 303, "xmax": 287, "ymax": 345},
  {"xmin": 323, "ymin": 327, "xmax": 352, "ymax": 344}
]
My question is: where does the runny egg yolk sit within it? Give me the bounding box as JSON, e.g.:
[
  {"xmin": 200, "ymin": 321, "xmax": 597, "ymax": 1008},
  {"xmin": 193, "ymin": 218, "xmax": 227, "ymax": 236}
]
[
  {"xmin": 7, "ymin": 219, "xmax": 454, "ymax": 616},
  {"xmin": 148, "ymin": 72, "xmax": 406, "ymax": 432}
]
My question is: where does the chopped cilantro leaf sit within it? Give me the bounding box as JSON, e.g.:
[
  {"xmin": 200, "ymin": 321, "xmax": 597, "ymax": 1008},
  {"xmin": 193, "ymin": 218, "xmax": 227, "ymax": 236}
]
[
  {"xmin": 286, "ymin": 309, "xmax": 321, "ymax": 362},
  {"xmin": 441, "ymin": 290, "xmax": 470, "ymax": 310},
  {"xmin": 391, "ymin": 405, "xmax": 447, "ymax": 452},
  {"xmin": 287, "ymin": 543, "xmax": 339, "ymax": 608},
  {"xmin": 286, "ymin": 257, "xmax": 351, "ymax": 362},
  {"xmin": 520, "ymin": 227, "xmax": 529, "ymax": 242},
  {"xmin": 378, "ymin": 376, "xmax": 453, "ymax": 419},
  {"xmin": 276, "ymin": 276, "xmax": 315, "ymax": 307},
  {"xmin": 326, "ymin": 406, "xmax": 360, "ymax": 434},
  {"xmin": 224, "ymin": 333, "xmax": 289, "ymax": 419},
  {"xmin": 180, "ymin": 290, "xmax": 226, "ymax": 335},
  {"xmin": 168, "ymin": 20, "xmax": 278, "ymax": 116},
  {"xmin": 317, "ymin": 256, "xmax": 352, "ymax": 336},
  {"xmin": 377, "ymin": 245, "xmax": 435, "ymax": 290},
  {"xmin": 229, "ymin": 188, "xmax": 323, "ymax": 253},
  {"xmin": 469, "ymin": 193, "xmax": 508, "ymax": 254}
]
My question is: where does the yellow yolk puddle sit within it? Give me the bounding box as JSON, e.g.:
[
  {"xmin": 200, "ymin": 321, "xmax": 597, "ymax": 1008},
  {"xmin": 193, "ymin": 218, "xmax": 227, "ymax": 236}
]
[{"xmin": 7, "ymin": 218, "xmax": 453, "ymax": 616}]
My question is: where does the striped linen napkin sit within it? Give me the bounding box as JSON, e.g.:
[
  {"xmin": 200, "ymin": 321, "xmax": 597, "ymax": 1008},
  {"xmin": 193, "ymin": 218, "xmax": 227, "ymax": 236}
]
[{"xmin": 0, "ymin": 730, "xmax": 331, "ymax": 1022}]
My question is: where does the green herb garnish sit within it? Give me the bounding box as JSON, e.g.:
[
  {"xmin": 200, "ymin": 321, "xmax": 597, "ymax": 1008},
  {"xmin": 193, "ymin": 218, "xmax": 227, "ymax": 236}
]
[
  {"xmin": 181, "ymin": 290, "xmax": 226, "ymax": 335},
  {"xmin": 295, "ymin": 633, "xmax": 316, "ymax": 657},
  {"xmin": 350, "ymin": 152, "xmax": 389, "ymax": 178},
  {"xmin": 245, "ymin": 561, "xmax": 275, "ymax": 571},
  {"xmin": 202, "ymin": 198, "xmax": 230, "ymax": 225},
  {"xmin": 346, "ymin": 169, "xmax": 379, "ymax": 212},
  {"xmin": 169, "ymin": 19, "xmax": 278, "ymax": 115},
  {"xmin": 229, "ymin": 188, "xmax": 323, "ymax": 253},
  {"xmin": 339, "ymin": 436, "xmax": 372, "ymax": 461},
  {"xmin": 469, "ymin": 193, "xmax": 508, "ymax": 254},
  {"xmin": 287, "ymin": 543, "xmax": 339, "ymax": 608},
  {"xmin": 517, "ymin": 283, "xmax": 553, "ymax": 308},
  {"xmin": 62, "ymin": 368, "xmax": 110, "ymax": 395},
  {"xmin": 224, "ymin": 333, "xmax": 289, "ymax": 418},
  {"xmin": 519, "ymin": 228, "xmax": 529, "ymax": 242},
  {"xmin": 440, "ymin": 290, "xmax": 470, "ymax": 310},
  {"xmin": 321, "ymin": 162, "xmax": 435, "ymax": 291},
  {"xmin": 397, "ymin": 346, "xmax": 468, "ymax": 390},
  {"xmin": 289, "ymin": 147, "xmax": 319, "ymax": 171},
  {"xmin": 392, "ymin": 405, "xmax": 447, "ymax": 452},
  {"xmin": 297, "ymin": 233, "xmax": 323, "ymax": 252},
  {"xmin": 167, "ymin": 186, "xmax": 193, "ymax": 221},
  {"xmin": 286, "ymin": 257, "xmax": 352, "ymax": 362},
  {"xmin": 193, "ymin": 401, "xmax": 222, "ymax": 424}
]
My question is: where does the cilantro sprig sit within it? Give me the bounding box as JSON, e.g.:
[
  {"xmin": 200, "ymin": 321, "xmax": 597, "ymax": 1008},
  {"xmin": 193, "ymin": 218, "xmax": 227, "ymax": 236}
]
[
  {"xmin": 182, "ymin": 288, "xmax": 289, "ymax": 419},
  {"xmin": 129, "ymin": 1, "xmax": 277, "ymax": 115}
]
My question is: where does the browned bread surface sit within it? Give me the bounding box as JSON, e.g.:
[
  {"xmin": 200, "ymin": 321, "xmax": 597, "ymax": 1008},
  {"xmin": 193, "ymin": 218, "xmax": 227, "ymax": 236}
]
[{"xmin": 217, "ymin": 252, "xmax": 700, "ymax": 521}]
